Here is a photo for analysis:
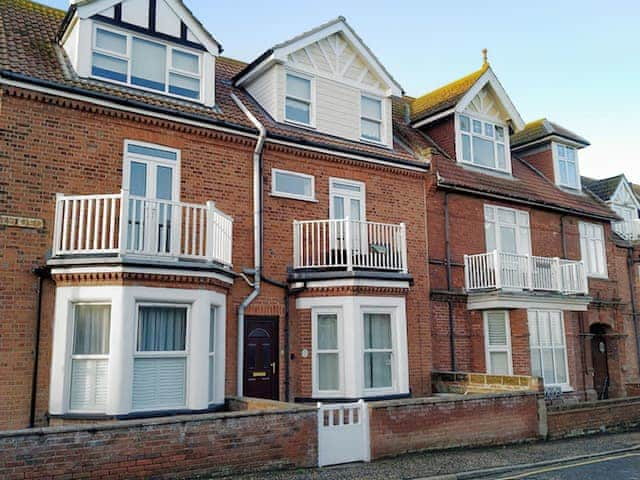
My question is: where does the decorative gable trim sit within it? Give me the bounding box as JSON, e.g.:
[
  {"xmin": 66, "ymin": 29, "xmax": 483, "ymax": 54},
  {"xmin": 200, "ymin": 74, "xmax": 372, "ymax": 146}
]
[{"xmin": 611, "ymin": 177, "xmax": 640, "ymax": 210}]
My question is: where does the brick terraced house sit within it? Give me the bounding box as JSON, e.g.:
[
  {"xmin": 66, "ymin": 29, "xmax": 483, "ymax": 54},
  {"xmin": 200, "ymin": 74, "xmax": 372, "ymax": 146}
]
[{"xmin": 0, "ymin": 0, "xmax": 638, "ymax": 434}]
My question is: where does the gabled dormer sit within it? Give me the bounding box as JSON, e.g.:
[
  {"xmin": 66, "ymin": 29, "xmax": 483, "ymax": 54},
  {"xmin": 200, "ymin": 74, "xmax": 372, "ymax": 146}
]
[
  {"xmin": 410, "ymin": 54, "xmax": 525, "ymax": 175},
  {"xmin": 512, "ymin": 119, "xmax": 590, "ymax": 192},
  {"xmin": 58, "ymin": 0, "xmax": 221, "ymax": 106},
  {"xmin": 234, "ymin": 17, "xmax": 403, "ymax": 148}
]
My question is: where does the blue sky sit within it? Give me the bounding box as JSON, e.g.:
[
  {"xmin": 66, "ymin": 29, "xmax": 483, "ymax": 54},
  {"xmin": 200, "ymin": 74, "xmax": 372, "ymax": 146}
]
[{"xmin": 43, "ymin": 0, "xmax": 639, "ymax": 182}]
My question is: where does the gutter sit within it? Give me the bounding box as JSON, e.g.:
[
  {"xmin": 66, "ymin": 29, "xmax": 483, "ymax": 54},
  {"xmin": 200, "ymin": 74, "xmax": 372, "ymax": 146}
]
[{"xmin": 231, "ymin": 93, "xmax": 266, "ymax": 396}]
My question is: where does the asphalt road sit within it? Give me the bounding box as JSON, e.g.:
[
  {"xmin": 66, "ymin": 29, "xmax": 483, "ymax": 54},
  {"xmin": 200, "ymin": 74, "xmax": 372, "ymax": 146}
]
[{"xmin": 492, "ymin": 452, "xmax": 640, "ymax": 480}]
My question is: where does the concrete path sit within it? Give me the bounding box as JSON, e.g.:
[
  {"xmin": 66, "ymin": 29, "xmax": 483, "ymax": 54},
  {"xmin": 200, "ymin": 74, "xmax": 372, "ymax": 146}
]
[{"xmin": 214, "ymin": 430, "xmax": 640, "ymax": 480}]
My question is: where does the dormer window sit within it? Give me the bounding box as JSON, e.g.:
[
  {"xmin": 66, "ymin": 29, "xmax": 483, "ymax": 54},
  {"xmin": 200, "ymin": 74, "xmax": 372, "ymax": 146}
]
[
  {"xmin": 361, "ymin": 95, "xmax": 382, "ymax": 142},
  {"xmin": 285, "ymin": 73, "xmax": 312, "ymax": 125},
  {"xmin": 457, "ymin": 114, "xmax": 509, "ymax": 173},
  {"xmin": 554, "ymin": 144, "xmax": 580, "ymax": 190},
  {"xmin": 92, "ymin": 26, "xmax": 202, "ymax": 101}
]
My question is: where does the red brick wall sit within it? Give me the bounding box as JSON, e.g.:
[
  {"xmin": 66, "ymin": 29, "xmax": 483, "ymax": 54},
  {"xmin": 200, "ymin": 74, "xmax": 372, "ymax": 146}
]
[
  {"xmin": 0, "ymin": 404, "xmax": 318, "ymax": 479},
  {"xmin": 547, "ymin": 397, "xmax": 640, "ymax": 439},
  {"xmin": 517, "ymin": 146, "xmax": 555, "ymax": 183},
  {"xmin": 369, "ymin": 392, "xmax": 542, "ymax": 458}
]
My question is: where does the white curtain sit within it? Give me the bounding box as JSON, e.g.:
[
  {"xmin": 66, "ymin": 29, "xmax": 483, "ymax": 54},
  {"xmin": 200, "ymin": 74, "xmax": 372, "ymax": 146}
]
[
  {"xmin": 137, "ymin": 306, "xmax": 186, "ymax": 352},
  {"xmin": 73, "ymin": 304, "xmax": 110, "ymax": 354},
  {"xmin": 364, "ymin": 313, "xmax": 392, "ymax": 389},
  {"xmin": 317, "ymin": 314, "xmax": 339, "ymax": 391},
  {"xmin": 131, "ymin": 38, "xmax": 166, "ymax": 90}
]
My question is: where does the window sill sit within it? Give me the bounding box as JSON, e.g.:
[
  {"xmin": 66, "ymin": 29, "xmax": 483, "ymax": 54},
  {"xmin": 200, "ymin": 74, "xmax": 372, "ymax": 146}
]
[
  {"xmin": 458, "ymin": 161, "xmax": 514, "ymax": 179},
  {"xmin": 284, "ymin": 119, "xmax": 316, "ymax": 130},
  {"xmin": 270, "ymin": 192, "xmax": 318, "ymax": 203},
  {"xmin": 586, "ymin": 274, "xmax": 608, "ymax": 280}
]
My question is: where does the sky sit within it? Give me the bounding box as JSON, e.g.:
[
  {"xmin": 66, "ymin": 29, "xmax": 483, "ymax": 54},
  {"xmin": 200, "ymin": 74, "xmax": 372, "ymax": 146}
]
[{"xmin": 42, "ymin": 0, "xmax": 640, "ymax": 182}]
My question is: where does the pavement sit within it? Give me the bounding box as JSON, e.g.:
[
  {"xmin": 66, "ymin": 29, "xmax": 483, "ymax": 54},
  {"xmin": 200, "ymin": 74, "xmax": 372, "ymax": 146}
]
[{"xmin": 213, "ymin": 430, "xmax": 640, "ymax": 480}]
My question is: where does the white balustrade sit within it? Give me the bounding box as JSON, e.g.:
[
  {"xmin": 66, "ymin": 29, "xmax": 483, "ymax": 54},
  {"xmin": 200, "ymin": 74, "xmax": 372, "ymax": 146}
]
[
  {"xmin": 613, "ymin": 220, "xmax": 640, "ymax": 242},
  {"xmin": 53, "ymin": 191, "xmax": 233, "ymax": 266},
  {"xmin": 464, "ymin": 250, "xmax": 588, "ymax": 295},
  {"xmin": 293, "ymin": 218, "xmax": 407, "ymax": 272}
]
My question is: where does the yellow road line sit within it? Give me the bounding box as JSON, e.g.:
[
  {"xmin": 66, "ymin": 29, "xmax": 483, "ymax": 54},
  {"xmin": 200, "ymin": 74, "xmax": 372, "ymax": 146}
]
[{"xmin": 498, "ymin": 452, "xmax": 640, "ymax": 479}]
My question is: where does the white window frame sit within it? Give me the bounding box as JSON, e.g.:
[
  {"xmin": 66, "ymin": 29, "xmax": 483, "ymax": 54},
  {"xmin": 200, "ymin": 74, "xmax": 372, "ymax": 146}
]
[
  {"xmin": 91, "ymin": 24, "xmax": 203, "ymax": 102},
  {"xmin": 132, "ymin": 302, "xmax": 190, "ymax": 412},
  {"xmin": 208, "ymin": 306, "xmax": 216, "ymax": 404},
  {"xmin": 528, "ymin": 310, "xmax": 571, "ymax": 390},
  {"xmin": 456, "ymin": 112, "xmax": 511, "ymax": 174},
  {"xmin": 67, "ymin": 302, "xmax": 111, "ymax": 414},
  {"xmin": 362, "ymin": 307, "xmax": 397, "ymax": 396},
  {"xmin": 329, "ymin": 178, "xmax": 366, "ymax": 221},
  {"xmin": 284, "ymin": 70, "xmax": 314, "ymax": 127},
  {"xmin": 579, "ymin": 221, "xmax": 608, "ymax": 278},
  {"xmin": 483, "ymin": 311, "xmax": 513, "ymax": 375},
  {"xmin": 122, "ymin": 140, "xmax": 181, "ymax": 200},
  {"xmin": 553, "ymin": 142, "xmax": 581, "ymax": 190},
  {"xmin": 360, "ymin": 94, "xmax": 384, "ymax": 144},
  {"xmin": 312, "ymin": 308, "xmax": 344, "ymax": 397},
  {"xmin": 271, "ymin": 168, "xmax": 316, "ymax": 202},
  {"xmin": 484, "ymin": 204, "xmax": 531, "ymax": 255}
]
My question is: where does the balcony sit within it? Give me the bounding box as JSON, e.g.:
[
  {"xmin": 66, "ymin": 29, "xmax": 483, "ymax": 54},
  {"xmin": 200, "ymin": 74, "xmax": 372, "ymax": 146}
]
[
  {"xmin": 292, "ymin": 218, "xmax": 408, "ymax": 273},
  {"xmin": 613, "ymin": 220, "xmax": 640, "ymax": 242},
  {"xmin": 464, "ymin": 250, "xmax": 588, "ymax": 296},
  {"xmin": 52, "ymin": 191, "xmax": 233, "ymax": 266}
]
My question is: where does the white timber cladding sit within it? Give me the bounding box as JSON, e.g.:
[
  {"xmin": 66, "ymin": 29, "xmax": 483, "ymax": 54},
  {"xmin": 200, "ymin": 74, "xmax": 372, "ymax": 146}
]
[
  {"xmin": 246, "ymin": 64, "xmax": 280, "ymax": 120},
  {"xmin": 49, "ymin": 285, "xmax": 226, "ymax": 416},
  {"xmin": 296, "ymin": 296, "xmax": 409, "ymax": 399}
]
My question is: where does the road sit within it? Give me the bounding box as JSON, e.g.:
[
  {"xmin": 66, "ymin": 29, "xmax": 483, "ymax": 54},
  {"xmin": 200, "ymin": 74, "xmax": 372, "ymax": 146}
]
[{"xmin": 491, "ymin": 452, "xmax": 640, "ymax": 479}]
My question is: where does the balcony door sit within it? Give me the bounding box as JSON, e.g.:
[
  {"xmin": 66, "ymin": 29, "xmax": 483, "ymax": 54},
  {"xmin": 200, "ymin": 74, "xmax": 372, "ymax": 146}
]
[
  {"xmin": 329, "ymin": 178, "xmax": 366, "ymax": 255},
  {"xmin": 123, "ymin": 142, "xmax": 180, "ymax": 255}
]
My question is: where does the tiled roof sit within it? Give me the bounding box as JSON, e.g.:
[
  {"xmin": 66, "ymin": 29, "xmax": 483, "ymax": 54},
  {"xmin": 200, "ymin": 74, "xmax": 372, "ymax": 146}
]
[
  {"xmin": 433, "ymin": 153, "xmax": 617, "ymax": 220},
  {"xmin": 0, "ymin": 0, "xmax": 425, "ymax": 168},
  {"xmin": 410, "ymin": 63, "xmax": 489, "ymax": 123},
  {"xmin": 511, "ymin": 118, "xmax": 590, "ymax": 148},
  {"xmin": 581, "ymin": 175, "xmax": 624, "ymax": 202}
]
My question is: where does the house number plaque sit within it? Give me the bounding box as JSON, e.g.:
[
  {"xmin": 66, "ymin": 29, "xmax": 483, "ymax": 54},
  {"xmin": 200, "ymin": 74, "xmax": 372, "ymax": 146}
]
[{"xmin": 0, "ymin": 215, "xmax": 44, "ymax": 229}]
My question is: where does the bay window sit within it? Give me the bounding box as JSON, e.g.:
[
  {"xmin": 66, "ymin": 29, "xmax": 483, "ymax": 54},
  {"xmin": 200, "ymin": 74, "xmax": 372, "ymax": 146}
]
[
  {"xmin": 554, "ymin": 144, "xmax": 580, "ymax": 190},
  {"xmin": 285, "ymin": 73, "xmax": 312, "ymax": 125},
  {"xmin": 458, "ymin": 114, "xmax": 509, "ymax": 173},
  {"xmin": 579, "ymin": 221, "xmax": 607, "ymax": 278},
  {"xmin": 69, "ymin": 304, "xmax": 111, "ymax": 412},
  {"xmin": 363, "ymin": 312, "xmax": 393, "ymax": 390},
  {"xmin": 92, "ymin": 26, "xmax": 201, "ymax": 100},
  {"xmin": 484, "ymin": 311, "xmax": 512, "ymax": 375},
  {"xmin": 361, "ymin": 96, "xmax": 382, "ymax": 142},
  {"xmin": 528, "ymin": 310, "xmax": 569, "ymax": 387},
  {"xmin": 133, "ymin": 305, "xmax": 188, "ymax": 411}
]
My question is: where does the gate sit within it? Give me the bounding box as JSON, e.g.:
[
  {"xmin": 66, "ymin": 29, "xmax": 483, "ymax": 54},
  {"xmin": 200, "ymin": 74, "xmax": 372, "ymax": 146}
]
[{"xmin": 317, "ymin": 400, "xmax": 370, "ymax": 467}]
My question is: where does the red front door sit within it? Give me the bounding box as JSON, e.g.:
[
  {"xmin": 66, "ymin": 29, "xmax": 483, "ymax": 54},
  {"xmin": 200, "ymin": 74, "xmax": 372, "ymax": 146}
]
[{"xmin": 243, "ymin": 317, "xmax": 279, "ymax": 399}]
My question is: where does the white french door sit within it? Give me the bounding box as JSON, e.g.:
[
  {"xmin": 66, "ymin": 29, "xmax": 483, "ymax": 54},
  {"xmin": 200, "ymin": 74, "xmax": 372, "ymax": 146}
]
[
  {"xmin": 123, "ymin": 142, "xmax": 180, "ymax": 254},
  {"xmin": 329, "ymin": 178, "xmax": 366, "ymax": 253}
]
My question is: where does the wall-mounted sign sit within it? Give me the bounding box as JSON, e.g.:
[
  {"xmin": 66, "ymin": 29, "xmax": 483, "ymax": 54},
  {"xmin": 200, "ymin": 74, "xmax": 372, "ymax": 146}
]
[{"xmin": 0, "ymin": 215, "xmax": 44, "ymax": 230}]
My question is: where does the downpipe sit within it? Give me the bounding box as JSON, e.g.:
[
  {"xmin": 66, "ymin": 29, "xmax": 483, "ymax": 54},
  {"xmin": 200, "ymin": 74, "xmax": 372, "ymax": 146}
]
[{"xmin": 231, "ymin": 93, "xmax": 266, "ymax": 396}]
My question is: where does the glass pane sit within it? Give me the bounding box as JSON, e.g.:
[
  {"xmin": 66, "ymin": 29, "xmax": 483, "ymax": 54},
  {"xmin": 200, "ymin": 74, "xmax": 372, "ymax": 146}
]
[
  {"xmin": 497, "ymin": 144, "xmax": 506, "ymax": 170},
  {"xmin": 95, "ymin": 28, "xmax": 127, "ymax": 54},
  {"xmin": 529, "ymin": 314, "xmax": 539, "ymax": 346},
  {"xmin": 557, "ymin": 144, "xmax": 566, "ymax": 158},
  {"xmin": 333, "ymin": 196, "xmax": 345, "ymax": 219},
  {"xmin": 486, "ymin": 312, "xmax": 507, "ymax": 346},
  {"xmin": 156, "ymin": 166, "xmax": 173, "ymax": 201},
  {"xmin": 472, "ymin": 136, "xmax": 495, "ymax": 167},
  {"xmin": 485, "ymin": 222, "xmax": 496, "ymax": 251},
  {"xmin": 550, "ymin": 315, "xmax": 563, "ymax": 346},
  {"xmin": 169, "ymin": 73, "xmax": 200, "ymax": 99},
  {"xmin": 285, "ymin": 97, "xmax": 310, "ymax": 124},
  {"xmin": 361, "ymin": 96, "xmax": 382, "ymax": 120},
  {"xmin": 461, "ymin": 134, "xmax": 471, "ymax": 161},
  {"xmin": 498, "ymin": 209, "xmax": 517, "ymax": 224},
  {"xmin": 499, "ymin": 226, "xmax": 517, "ymax": 254},
  {"xmin": 495, "ymin": 126, "xmax": 505, "ymax": 141},
  {"xmin": 361, "ymin": 118, "xmax": 381, "ymax": 141},
  {"xmin": 209, "ymin": 308, "xmax": 215, "ymax": 353},
  {"xmin": 131, "ymin": 38, "xmax": 166, "ymax": 92},
  {"xmin": 318, "ymin": 353, "xmax": 339, "ymax": 390},
  {"xmin": 484, "ymin": 123, "xmax": 494, "ymax": 137},
  {"xmin": 460, "ymin": 115, "xmax": 470, "ymax": 132},
  {"xmin": 489, "ymin": 352, "xmax": 509, "ymax": 375},
  {"xmin": 554, "ymin": 348, "xmax": 567, "ymax": 383},
  {"xmin": 530, "ymin": 349, "xmax": 542, "ymax": 378},
  {"xmin": 274, "ymin": 171, "xmax": 312, "ymax": 197},
  {"xmin": 137, "ymin": 306, "xmax": 187, "ymax": 352},
  {"xmin": 350, "ymin": 199, "xmax": 361, "ymax": 221},
  {"xmin": 364, "ymin": 313, "xmax": 391, "ymax": 349},
  {"xmin": 317, "ymin": 314, "xmax": 337, "ymax": 350},
  {"xmin": 92, "ymin": 52, "xmax": 127, "ymax": 83},
  {"xmin": 286, "ymin": 74, "xmax": 311, "ymax": 100},
  {"xmin": 73, "ymin": 305, "xmax": 111, "ymax": 355},
  {"xmin": 332, "ymin": 182, "xmax": 361, "ymax": 193},
  {"xmin": 473, "ymin": 119, "xmax": 482, "ymax": 134},
  {"xmin": 365, "ymin": 352, "xmax": 392, "ymax": 388},
  {"xmin": 542, "ymin": 349, "xmax": 555, "ymax": 383},
  {"xmin": 172, "ymin": 50, "xmax": 199, "ymax": 73},
  {"xmin": 539, "ymin": 313, "xmax": 552, "ymax": 346},
  {"xmin": 127, "ymin": 144, "xmax": 177, "ymax": 161},
  {"xmin": 208, "ymin": 355, "xmax": 215, "ymax": 402},
  {"xmin": 566, "ymin": 162, "xmax": 578, "ymax": 187},
  {"xmin": 70, "ymin": 358, "xmax": 108, "ymax": 411},
  {"xmin": 129, "ymin": 161, "xmax": 147, "ymax": 197}
]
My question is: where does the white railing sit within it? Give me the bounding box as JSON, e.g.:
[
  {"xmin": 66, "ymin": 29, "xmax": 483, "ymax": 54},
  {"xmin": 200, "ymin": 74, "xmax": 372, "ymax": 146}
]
[
  {"xmin": 52, "ymin": 190, "xmax": 233, "ymax": 266},
  {"xmin": 613, "ymin": 219, "xmax": 640, "ymax": 242},
  {"xmin": 464, "ymin": 250, "xmax": 588, "ymax": 295},
  {"xmin": 292, "ymin": 218, "xmax": 408, "ymax": 272}
]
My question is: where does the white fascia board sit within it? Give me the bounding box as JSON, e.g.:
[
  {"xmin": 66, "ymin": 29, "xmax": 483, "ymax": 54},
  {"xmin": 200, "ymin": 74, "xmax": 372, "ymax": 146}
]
[
  {"xmin": 411, "ymin": 107, "xmax": 456, "ymax": 129},
  {"xmin": 234, "ymin": 54, "xmax": 279, "ymax": 87},
  {"xmin": 455, "ymin": 68, "xmax": 525, "ymax": 131},
  {"xmin": 272, "ymin": 20, "xmax": 402, "ymax": 97},
  {"xmin": 467, "ymin": 292, "xmax": 591, "ymax": 311}
]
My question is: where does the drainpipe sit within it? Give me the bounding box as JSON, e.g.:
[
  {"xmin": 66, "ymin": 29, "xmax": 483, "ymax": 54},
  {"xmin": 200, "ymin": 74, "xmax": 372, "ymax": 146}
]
[
  {"xmin": 444, "ymin": 192, "xmax": 456, "ymax": 371},
  {"xmin": 261, "ymin": 275, "xmax": 291, "ymax": 400},
  {"xmin": 30, "ymin": 266, "xmax": 50, "ymax": 428},
  {"xmin": 627, "ymin": 247, "xmax": 640, "ymax": 374},
  {"xmin": 231, "ymin": 93, "xmax": 266, "ymax": 397}
]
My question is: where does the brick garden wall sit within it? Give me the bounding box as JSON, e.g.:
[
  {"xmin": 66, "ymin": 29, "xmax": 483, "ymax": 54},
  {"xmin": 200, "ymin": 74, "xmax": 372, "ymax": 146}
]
[
  {"xmin": 0, "ymin": 399, "xmax": 317, "ymax": 480},
  {"xmin": 368, "ymin": 392, "xmax": 543, "ymax": 459}
]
